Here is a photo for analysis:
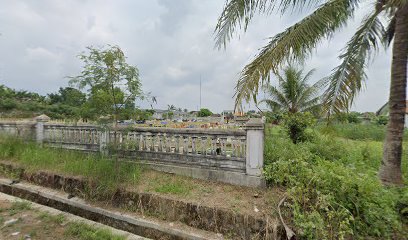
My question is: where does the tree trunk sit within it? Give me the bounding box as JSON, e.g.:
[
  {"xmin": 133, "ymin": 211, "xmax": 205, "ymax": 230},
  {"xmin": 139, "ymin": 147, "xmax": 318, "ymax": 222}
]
[{"xmin": 379, "ymin": 4, "xmax": 408, "ymax": 186}]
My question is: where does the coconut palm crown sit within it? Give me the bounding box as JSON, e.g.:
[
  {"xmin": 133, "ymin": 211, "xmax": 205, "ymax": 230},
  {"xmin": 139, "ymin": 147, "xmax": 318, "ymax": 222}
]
[
  {"xmin": 215, "ymin": 0, "xmax": 408, "ymax": 185},
  {"xmin": 260, "ymin": 66, "xmax": 324, "ymax": 114}
]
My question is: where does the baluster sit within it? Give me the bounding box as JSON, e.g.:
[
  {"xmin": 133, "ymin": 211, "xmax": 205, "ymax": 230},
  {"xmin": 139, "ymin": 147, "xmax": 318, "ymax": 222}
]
[
  {"xmin": 158, "ymin": 133, "xmax": 163, "ymax": 152},
  {"xmin": 50, "ymin": 127, "xmax": 54, "ymax": 142},
  {"xmin": 183, "ymin": 136, "xmax": 188, "ymax": 154},
  {"xmin": 131, "ymin": 133, "xmax": 136, "ymax": 150},
  {"xmin": 87, "ymin": 129, "xmax": 91, "ymax": 144},
  {"xmin": 175, "ymin": 135, "xmax": 180, "ymax": 153},
  {"xmin": 211, "ymin": 137, "xmax": 216, "ymax": 155},
  {"xmin": 201, "ymin": 136, "xmax": 206, "ymax": 155},
  {"xmin": 231, "ymin": 138, "xmax": 237, "ymax": 157},
  {"xmin": 240, "ymin": 138, "xmax": 246, "ymax": 157},
  {"xmin": 166, "ymin": 134, "xmax": 171, "ymax": 152},
  {"xmin": 81, "ymin": 129, "xmax": 85, "ymax": 144},
  {"xmin": 90, "ymin": 129, "xmax": 94, "ymax": 144},
  {"xmin": 139, "ymin": 134, "xmax": 144, "ymax": 151},
  {"xmin": 191, "ymin": 136, "xmax": 197, "ymax": 154},
  {"xmin": 221, "ymin": 137, "xmax": 227, "ymax": 156},
  {"xmin": 151, "ymin": 133, "xmax": 156, "ymax": 151}
]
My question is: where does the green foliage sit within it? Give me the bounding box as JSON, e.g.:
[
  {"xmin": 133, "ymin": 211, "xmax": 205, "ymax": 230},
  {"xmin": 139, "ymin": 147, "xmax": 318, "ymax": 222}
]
[
  {"xmin": 134, "ymin": 109, "xmax": 153, "ymax": 121},
  {"xmin": 264, "ymin": 111, "xmax": 283, "ymax": 124},
  {"xmin": 48, "ymin": 87, "xmax": 86, "ymax": 106},
  {"xmin": 259, "ymin": 65, "xmax": 324, "ymax": 115},
  {"xmin": 282, "ymin": 112, "xmax": 316, "ymax": 143},
  {"xmin": 65, "ymin": 222, "xmax": 125, "ymax": 240},
  {"xmin": 317, "ymin": 123, "xmax": 408, "ymax": 141},
  {"xmin": 197, "ymin": 108, "xmax": 212, "ymax": 117},
  {"xmin": 8, "ymin": 201, "xmax": 31, "ymax": 216},
  {"xmin": 333, "ymin": 111, "xmax": 362, "ymax": 123},
  {"xmin": 167, "ymin": 111, "xmax": 174, "ymax": 119},
  {"xmin": 0, "ymin": 85, "xmax": 83, "ymax": 119},
  {"xmin": 69, "ymin": 45, "xmax": 142, "ymax": 121},
  {"xmin": 263, "ymin": 127, "xmax": 406, "ymax": 239},
  {"xmin": 375, "ymin": 115, "xmax": 389, "ymax": 125},
  {"xmin": 0, "ymin": 135, "xmax": 142, "ymax": 198}
]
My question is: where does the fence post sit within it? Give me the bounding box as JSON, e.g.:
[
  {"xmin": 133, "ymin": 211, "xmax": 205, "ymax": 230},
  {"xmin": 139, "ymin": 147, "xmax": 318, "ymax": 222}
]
[
  {"xmin": 34, "ymin": 114, "xmax": 50, "ymax": 144},
  {"xmin": 99, "ymin": 129, "xmax": 109, "ymax": 155},
  {"xmin": 245, "ymin": 118, "xmax": 264, "ymax": 176}
]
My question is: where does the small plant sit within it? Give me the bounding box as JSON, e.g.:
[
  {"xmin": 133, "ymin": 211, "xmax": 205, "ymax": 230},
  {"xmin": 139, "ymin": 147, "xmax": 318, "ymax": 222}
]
[
  {"xmin": 8, "ymin": 201, "xmax": 31, "ymax": 216},
  {"xmin": 65, "ymin": 222, "xmax": 125, "ymax": 240},
  {"xmin": 38, "ymin": 212, "xmax": 65, "ymax": 224},
  {"xmin": 375, "ymin": 115, "xmax": 389, "ymax": 125},
  {"xmin": 282, "ymin": 112, "xmax": 316, "ymax": 143}
]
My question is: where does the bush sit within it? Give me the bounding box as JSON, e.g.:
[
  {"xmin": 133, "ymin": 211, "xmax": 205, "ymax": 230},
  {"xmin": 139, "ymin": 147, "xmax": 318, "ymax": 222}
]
[
  {"xmin": 263, "ymin": 128, "xmax": 406, "ymax": 239},
  {"xmin": 282, "ymin": 112, "xmax": 316, "ymax": 143},
  {"xmin": 197, "ymin": 108, "xmax": 212, "ymax": 117},
  {"xmin": 264, "ymin": 111, "xmax": 283, "ymax": 124},
  {"xmin": 375, "ymin": 115, "xmax": 389, "ymax": 125},
  {"xmin": 347, "ymin": 111, "xmax": 362, "ymax": 123}
]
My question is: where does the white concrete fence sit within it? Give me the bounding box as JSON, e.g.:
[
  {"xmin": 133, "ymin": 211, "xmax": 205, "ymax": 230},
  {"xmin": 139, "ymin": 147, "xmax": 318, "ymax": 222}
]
[{"xmin": 0, "ymin": 115, "xmax": 265, "ymax": 187}]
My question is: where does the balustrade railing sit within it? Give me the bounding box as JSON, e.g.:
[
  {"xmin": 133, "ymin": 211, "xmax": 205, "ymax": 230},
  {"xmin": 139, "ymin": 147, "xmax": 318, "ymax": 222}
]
[
  {"xmin": 106, "ymin": 128, "xmax": 247, "ymax": 159},
  {"xmin": 0, "ymin": 116, "xmax": 264, "ymax": 180}
]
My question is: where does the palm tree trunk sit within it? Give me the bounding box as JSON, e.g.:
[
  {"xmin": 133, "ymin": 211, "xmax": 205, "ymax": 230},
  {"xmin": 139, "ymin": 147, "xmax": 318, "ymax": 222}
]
[{"xmin": 379, "ymin": 4, "xmax": 408, "ymax": 185}]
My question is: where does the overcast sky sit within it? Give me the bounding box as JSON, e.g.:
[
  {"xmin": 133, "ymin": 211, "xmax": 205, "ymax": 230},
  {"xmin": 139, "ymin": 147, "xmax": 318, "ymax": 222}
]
[{"xmin": 0, "ymin": 0, "xmax": 392, "ymax": 113}]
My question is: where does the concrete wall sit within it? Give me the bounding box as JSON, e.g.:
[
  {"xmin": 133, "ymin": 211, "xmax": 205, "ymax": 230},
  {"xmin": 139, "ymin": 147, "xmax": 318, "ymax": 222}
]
[{"xmin": 0, "ymin": 116, "xmax": 265, "ymax": 187}]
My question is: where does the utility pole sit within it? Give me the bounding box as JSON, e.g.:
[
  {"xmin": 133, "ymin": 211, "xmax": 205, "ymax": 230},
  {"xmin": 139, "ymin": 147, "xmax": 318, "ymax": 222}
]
[{"xmin": 199, "ymin": 75, "xmax": 202, "ymax": 110}]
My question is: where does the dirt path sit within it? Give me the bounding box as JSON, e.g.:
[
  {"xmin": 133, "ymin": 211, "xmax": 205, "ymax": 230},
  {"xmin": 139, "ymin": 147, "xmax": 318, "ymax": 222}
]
[{"xmin": 0, "ymin": 192, "xmax": 147, "ymax": 240}]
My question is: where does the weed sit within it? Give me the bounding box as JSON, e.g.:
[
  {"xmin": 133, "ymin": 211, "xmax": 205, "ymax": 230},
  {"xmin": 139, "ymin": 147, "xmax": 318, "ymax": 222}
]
[
  {"xmin": 0, "ymin": 135, "xmax": 143, "ymax": 201},
  {"xmin": 154, "ymin": 181, "xmax": 192, "ymax": 195},
  {"xmin": 38, "ymin": 212, "xmax": 65, "ymax": 224},
  {"xmin": 65, "ymin": 221, "xmax": 125, "ymax": 240},
  {"xmin": 9, "ymin": 201, "xmax": 31, "ymax": 216},
  {"xmin": 264, "ymin": 126, "xmax": 407, "ymax": 239}
]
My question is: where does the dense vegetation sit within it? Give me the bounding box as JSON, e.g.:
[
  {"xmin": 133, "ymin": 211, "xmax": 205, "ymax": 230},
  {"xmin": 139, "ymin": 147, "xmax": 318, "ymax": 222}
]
[
  {"xmin": 0, "ymin": 84, "xmax": 153, "ymax": 121},
  {"xmin": 0, "ymin": 136, "xmax": 142, "ymax": 198},
  {"xmin": 264, "ymin": 123, "xmax": 407, "ymax": 239}
]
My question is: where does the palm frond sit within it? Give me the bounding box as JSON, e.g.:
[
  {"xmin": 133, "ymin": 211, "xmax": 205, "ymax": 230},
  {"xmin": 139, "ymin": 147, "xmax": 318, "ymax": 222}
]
[
  {"xmin": 261, "ymin": 84, "xmax": 289, "ymax": 107},
  {"xmin": 234, "ymin": 0, "xmax": 358, "ymax": 106},
  {"xmin": 214, "ymin": 0, "xmax": 323, "ymax": 49},
  {"xmin": 259, "ymin": 99, "xmax": 283, "ymax": 111},
  {"xmin": 383, "ymin": 16, "xmax": 395, "ymax": 46},
  {"xmin": 259, "ymin": 65, "xmax": 323, "ymax": 113},
  {"xmin": 323, "ymin": 9, "xmax": 385, "ymax": 115}
]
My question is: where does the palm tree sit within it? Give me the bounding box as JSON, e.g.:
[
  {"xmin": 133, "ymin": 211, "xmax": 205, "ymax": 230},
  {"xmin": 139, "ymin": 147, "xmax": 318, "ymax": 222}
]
[
  {"xmin": 260, "ymin": 66, "xmax": 324, "ymax": 114},
  {"xmin": 215, "ymin": 0, "xmax": 408, "ymax": 185}
]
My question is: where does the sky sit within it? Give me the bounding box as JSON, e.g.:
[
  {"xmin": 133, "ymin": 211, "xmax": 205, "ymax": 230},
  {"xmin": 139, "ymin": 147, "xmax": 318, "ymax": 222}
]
[{"xmin": 0, "ymin": 0, "xmax": 392, "ymax": 113}]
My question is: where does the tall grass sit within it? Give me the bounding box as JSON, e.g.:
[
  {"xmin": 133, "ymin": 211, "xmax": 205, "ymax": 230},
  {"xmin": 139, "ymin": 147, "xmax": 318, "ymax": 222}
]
[
  {"xmin": 317, "ymin": 123, "xmax": 408, "ymax": 141},
  {"xmin": 0, "ymin": 135, "xmax": 142, "ymax": 195}
]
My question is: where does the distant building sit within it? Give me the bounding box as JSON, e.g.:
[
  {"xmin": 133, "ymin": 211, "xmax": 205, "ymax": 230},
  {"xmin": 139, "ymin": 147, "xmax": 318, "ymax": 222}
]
[
  {"xmin": 152, "ymin": 109, "xmax": 190, "ymax": 120},
  {"xmin": 376, "ymin": 100, "xmax": 408, "ymax": 127}
]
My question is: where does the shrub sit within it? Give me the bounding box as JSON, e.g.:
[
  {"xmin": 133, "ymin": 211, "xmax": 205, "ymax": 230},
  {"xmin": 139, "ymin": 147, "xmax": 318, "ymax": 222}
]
[
  {"xmin": 197, "ymin": 108, "xmax": 212, "ymax": 117},
  {"xmin": 375, "ymin": 115, "xmax": 389, "ymax": 125},
  {"xmin": 347, "ymin": 111, "xmax": 362, "ymax": 124},
  {"xmin": 282, "ymin": 112, "xmax": 316, "ymax": 144},
  {"xmin": 264, "ymin": 111, "xmax": 283, "ymax": 124},
  {"xmin": 263, "ymin": 128, "xmax": 405, "ymax": 239}
]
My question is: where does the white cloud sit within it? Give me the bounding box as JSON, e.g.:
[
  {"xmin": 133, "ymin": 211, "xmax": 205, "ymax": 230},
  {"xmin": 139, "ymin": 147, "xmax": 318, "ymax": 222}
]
[{"xmin": 0, "ymin": 0, "xmax": 394, "ymax": 113}]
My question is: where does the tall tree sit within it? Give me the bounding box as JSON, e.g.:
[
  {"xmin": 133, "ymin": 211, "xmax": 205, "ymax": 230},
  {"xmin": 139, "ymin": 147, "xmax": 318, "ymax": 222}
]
[
  {"xmin": 215, "ymin": 0, "xmax": 408, "ymax": 185},
  {"xmin": 260, "ymin": 66, "xmax": 324, "ymax": 114},
  {"xmin": 69, "ymin": 45, "xmax": 142, "ymax": 123}
]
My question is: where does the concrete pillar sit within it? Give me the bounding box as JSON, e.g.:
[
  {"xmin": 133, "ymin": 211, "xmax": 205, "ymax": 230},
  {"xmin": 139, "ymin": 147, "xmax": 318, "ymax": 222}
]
[
  {"xmin": 34, "ymin": 114, "xmax": 50, "ymax": 144},
  {"xmin": 245, "ymin": 118, "xmax": 264, "ymax": 176}
]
